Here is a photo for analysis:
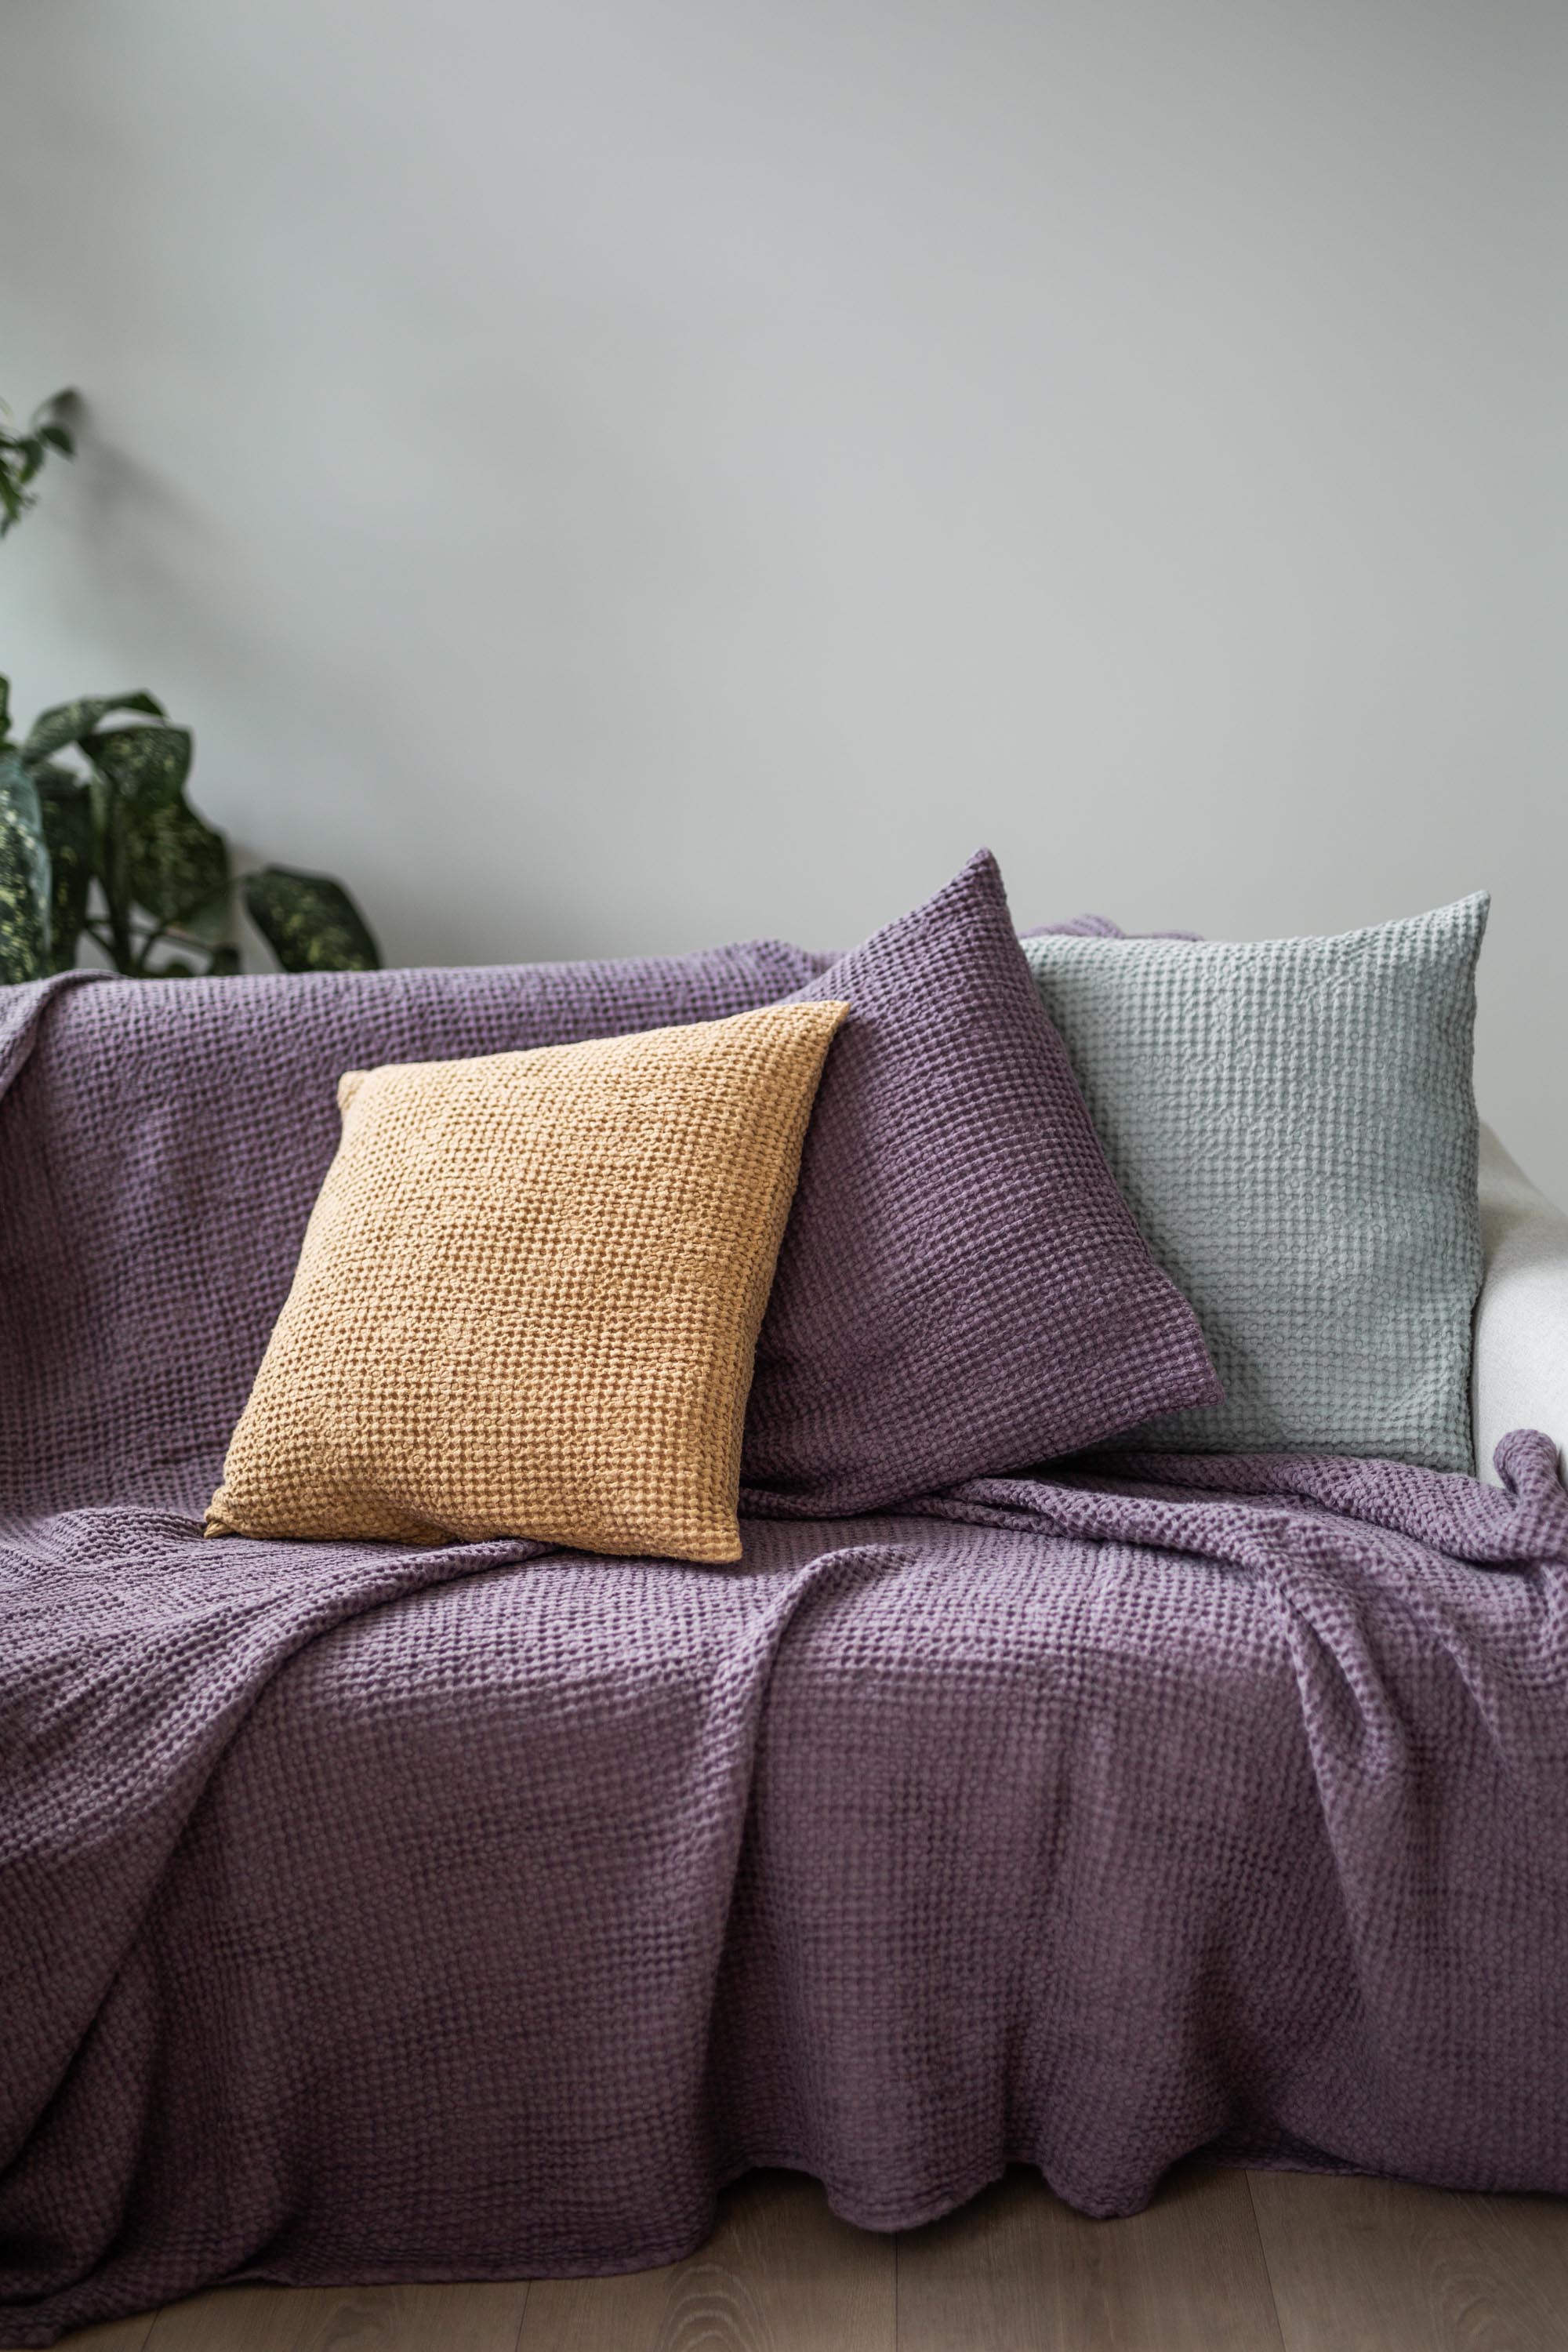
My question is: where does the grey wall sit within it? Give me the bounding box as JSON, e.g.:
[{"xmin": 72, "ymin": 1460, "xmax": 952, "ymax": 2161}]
[{"xmin": 3, "ymin": 1, "xmax": 1563, "ymax": 1185}]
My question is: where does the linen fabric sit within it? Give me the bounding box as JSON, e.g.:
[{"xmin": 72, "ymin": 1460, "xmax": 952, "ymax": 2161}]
[
  {"xmin": 5, "ymin": 952, "xmax": 1568, "ymax": 2349},
  {"xmin": 1022, "ymin": 896, "xmax": 1488, "ymax": 1468},
  {"xmin": 207, "ymin": 1003, "xmax": 847, "ymax": 1563},
  {"xmin": 741, "ymin": 851, "xmax": 1221, "ymax": 1512}
]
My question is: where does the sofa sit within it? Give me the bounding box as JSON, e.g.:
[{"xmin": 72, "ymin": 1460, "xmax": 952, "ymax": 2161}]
[
  {"xmin": 2, "ymin": 920, "xmax": 1566, "ymax": 2349},
  {"xmin": 1474, "ymin": 1123, "xmax": 1568, "ymax": 1484}
]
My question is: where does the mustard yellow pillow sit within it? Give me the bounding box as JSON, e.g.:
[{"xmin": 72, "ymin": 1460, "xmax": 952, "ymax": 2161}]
[{"xmin": 205, "ymin": 1001, "xmax": 848, "ymax": 1562}]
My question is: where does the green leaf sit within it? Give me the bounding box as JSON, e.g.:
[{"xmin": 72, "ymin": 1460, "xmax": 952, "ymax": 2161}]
[
  {"xmin": 123, "ymin": 792, "xmax": 230, "ymax": 935},
  {"xmin": 31, "ymin": 390, "xmax": 78, "ymax": 433},
  {"xmin": 74, "ymin": 715, "xmax": 223, "ymax": 950},
  {"xmin": 33, "ymin": 766, "xmax": 93, "ymax": 971},
  {"xmin": 0, "ymin": 754, "xmax": 53, "ymax": 982},
  {"xmin": 0, "ymin": 392, "xmax": 75, "ymax": 536},
  {"xmin": 21, "ymin": 692, "xmax": 165, "ymax": 766},
  {"xmin": 245, "ymin": 866, "xmax": 381, "ymax": 973},
  {"xmin": 88, "ymin": 778, "xmax": 133, "ymax": 967},
  {"xmin": 84, "ymin": 724, "xmax": 193, "ymax": 808}
]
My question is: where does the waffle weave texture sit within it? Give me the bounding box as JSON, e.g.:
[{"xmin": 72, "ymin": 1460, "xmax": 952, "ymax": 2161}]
[
  {"xmin": 1022, "ymin": 895, "xmax": 1488, "ymax": 1467},
  {"xmin": 207, "ymin": 1003, "xmax": 847, "ymax": 1562},
  {"xmin": 741, "ymin": 851, "xmax": 1221, "ymax": 1512},
  {"xmin": 3, "ymin": 960, "xmax": 1568, "ymax": 2347}
]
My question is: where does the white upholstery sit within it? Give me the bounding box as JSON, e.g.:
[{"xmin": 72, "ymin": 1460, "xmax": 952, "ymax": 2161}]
[{"xmin": 1472, "ymin": 1124, "xmax": 1568, "ymax": 1485}]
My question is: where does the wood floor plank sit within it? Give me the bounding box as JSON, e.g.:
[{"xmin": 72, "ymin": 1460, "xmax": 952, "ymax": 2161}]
[
  {"xmin": 894, "ymin": 2160, "xmax": 1286, "ymax": 2352},
  {"xmin": 141, "ymin": 2275, "xmax": 528, "ymax": 2350},
  {"xmin": 1249, "ymin": 2169, "xmax": 1568, "ymax": 2352},
  {"xmin": 516, "ymin": 2169, "xmax": 896, "ymax": 2352},
  {"xmin": 56, "ymin": 2168, "xmax": 1568, "ymax": 2352},
  {"xmin": 55, "ymin": 2316, "xmax": 158, "ymax": 2352}
]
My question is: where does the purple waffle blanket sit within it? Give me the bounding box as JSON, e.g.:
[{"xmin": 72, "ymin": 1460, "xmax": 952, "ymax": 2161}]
[{"xmin": 3, "ymin": 960, "xmax": 1568, "ymax": 2345}]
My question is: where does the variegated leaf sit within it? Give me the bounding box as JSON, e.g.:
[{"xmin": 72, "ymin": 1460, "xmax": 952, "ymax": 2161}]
[
  {"xmin": 124, "ymin": 793, "xmax": 231, "ymax": 935},
  {"xmin": 85, "ymin": 724, "xmax": 193, "ymax": 808},
  {"xmin": 244, "ymin": 866, "xmax": 380, "ymax": 973},
  {"xmin": 33, "ymin": 767, "xmax": 94, "ymax": 971},
  {"xmin": 21, "ymin": 691, "xmax": 165, "ymax": 766},
  {"xmin": 0, "ymin": 754, "xmax": 53, "ymax": 982}
]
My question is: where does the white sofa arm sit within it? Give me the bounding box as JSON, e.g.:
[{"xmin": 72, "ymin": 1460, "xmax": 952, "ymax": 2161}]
[{"xmin": 1472, "ymin": 1123, "xmax": 1568, "ymax": 1486}]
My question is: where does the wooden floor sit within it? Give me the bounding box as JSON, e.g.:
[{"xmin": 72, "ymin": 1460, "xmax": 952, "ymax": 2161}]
[{"xmin": 60, "ymin": 2163, "xmax": 1568, "ymax": 2352}]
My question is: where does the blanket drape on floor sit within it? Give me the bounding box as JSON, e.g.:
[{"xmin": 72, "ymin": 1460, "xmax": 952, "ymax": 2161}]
[{"xmin": 2, "ymin": 965, "xmax": 1566, "ymax": 2346}]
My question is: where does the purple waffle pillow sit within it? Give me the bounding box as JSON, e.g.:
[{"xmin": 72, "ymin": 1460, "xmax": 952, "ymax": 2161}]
[{"xmin": 740, "ymin": 851, "xmax": 1221, "ymax": 1514}]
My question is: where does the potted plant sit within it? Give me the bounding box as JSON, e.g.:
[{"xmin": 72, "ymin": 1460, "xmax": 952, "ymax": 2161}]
[{"xmin": 0, "ymin": 390, "xmax": 380, "ymax": 982}]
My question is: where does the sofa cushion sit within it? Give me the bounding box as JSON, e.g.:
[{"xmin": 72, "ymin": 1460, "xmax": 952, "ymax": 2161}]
[
  {"xmin": 207, "ymin": 1000, "xmax": 847, "ymax": 1563},
  {"xmin": 1021, "ymin": 895, "xmax": 1487, "ymax": 1467},
  {"xmin": 739, "ymin": 851, "xmax": 1221, "ymax": 1512}
]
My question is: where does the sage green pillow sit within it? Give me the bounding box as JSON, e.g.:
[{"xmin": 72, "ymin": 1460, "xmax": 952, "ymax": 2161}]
[{"xmin": 1021, "ymin": 896, "xmax": 1487, "ymax": 1468}]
